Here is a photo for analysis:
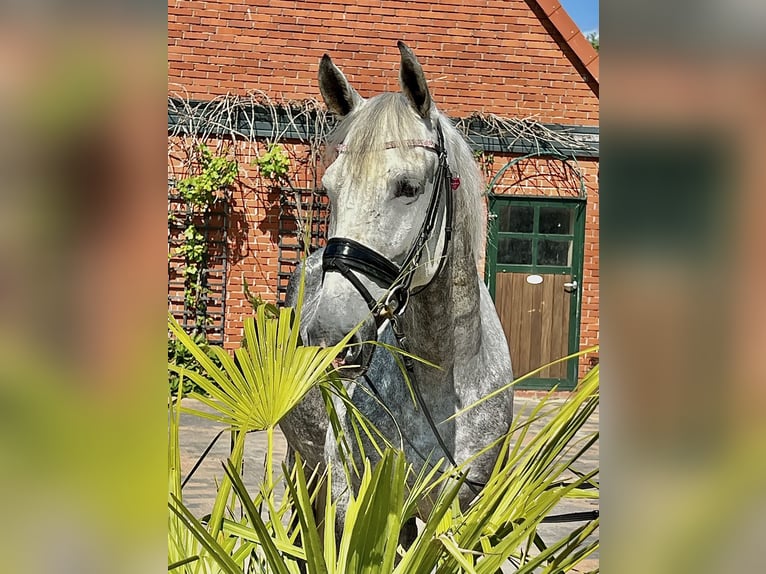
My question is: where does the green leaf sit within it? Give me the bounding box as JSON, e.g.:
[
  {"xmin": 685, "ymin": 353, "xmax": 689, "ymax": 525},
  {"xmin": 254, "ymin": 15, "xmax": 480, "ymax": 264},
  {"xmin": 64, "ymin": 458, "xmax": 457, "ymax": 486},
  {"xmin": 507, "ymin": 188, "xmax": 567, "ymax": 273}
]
[
  {"xmin": 222, "ymin": 460, "xmax": 294, "ymax": 574},
  {"xmin": 339, "ymin": 450, "xmax": 406, "ymax": 574},
  {"xmin": 283, "ymin": 454, "xmax": 329, "ymax": 574},
  {"xmin": 168, "ymin": 495, "xmax": 242, "ymax": 574}
]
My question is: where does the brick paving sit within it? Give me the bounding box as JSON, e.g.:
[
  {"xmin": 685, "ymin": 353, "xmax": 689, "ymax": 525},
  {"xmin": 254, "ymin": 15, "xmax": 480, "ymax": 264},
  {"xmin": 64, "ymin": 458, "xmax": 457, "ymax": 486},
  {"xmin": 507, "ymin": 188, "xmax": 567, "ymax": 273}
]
[{"xmin": 176, "ymin": 394, "xmax": 599, "ymax": 571}]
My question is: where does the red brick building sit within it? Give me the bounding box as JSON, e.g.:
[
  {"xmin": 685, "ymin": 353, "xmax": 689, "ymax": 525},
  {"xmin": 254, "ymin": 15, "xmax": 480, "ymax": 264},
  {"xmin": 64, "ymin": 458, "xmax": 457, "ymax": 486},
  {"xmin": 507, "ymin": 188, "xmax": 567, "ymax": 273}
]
[{"xmin": 168, "ymin": 0, "xmax": 599, "ymax": 389}]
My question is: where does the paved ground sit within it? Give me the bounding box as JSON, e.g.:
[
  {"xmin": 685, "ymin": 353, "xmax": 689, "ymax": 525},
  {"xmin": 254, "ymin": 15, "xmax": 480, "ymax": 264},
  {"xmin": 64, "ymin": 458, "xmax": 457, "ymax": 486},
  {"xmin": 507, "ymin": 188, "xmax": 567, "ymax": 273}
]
[{"xmin": 177, "ymin": 394, "xmax": 598, "ymax": 572}]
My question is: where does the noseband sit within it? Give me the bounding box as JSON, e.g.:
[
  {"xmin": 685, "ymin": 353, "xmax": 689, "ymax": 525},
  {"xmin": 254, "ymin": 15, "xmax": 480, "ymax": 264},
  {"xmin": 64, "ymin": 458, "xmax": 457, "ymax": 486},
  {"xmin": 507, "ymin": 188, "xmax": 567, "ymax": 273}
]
[{"xmin": 322, "ymin": 122, "xmax": 457, "ymax": 328}]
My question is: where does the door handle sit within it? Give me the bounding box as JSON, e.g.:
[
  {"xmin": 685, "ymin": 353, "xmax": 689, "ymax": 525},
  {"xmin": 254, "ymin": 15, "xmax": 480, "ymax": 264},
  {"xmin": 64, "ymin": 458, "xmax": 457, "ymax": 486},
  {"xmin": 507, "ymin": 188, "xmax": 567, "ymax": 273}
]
[{"xmin": 563, "ymin": 279, "xmax": 578, "ymax": 293}]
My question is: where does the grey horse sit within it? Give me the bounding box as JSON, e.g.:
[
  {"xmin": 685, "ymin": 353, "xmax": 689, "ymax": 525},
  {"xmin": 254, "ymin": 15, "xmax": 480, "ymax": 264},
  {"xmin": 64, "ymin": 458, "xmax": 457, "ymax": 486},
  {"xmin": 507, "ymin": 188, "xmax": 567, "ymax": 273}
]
[{"xmin": 281, "ymin": 42, "xmax": 513, "ymax": 536}]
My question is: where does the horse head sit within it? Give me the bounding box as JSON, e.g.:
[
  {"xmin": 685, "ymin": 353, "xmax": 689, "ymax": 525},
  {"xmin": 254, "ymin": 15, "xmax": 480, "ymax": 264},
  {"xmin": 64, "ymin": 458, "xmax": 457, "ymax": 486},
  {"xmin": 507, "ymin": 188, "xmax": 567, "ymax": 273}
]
[{"xmin": 303, "ymin": 42, "xmax": 454, "ymax": 376}]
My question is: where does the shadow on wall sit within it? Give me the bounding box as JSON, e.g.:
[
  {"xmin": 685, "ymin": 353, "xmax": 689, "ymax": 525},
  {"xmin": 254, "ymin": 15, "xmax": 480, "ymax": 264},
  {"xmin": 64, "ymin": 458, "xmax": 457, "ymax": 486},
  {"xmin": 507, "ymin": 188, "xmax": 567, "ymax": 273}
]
[
  {"xmin": 255, "ymin": 185, "xmax": 284, "ymax": 248},
  {"xmin": 225, "ymin": 187, "xmax": 251, "ymax": 266},
  {"xmin": 493, "ymin": 156, "xmax": 586, "ymax": 198}
]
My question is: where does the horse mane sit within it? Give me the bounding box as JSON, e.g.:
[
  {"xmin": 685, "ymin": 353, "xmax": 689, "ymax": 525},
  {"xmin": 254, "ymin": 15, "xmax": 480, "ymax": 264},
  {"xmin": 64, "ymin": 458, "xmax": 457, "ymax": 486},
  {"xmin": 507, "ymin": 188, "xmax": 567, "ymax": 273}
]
[{"xmin": 324, "ymin": 92, "xmax": 486, "ymax": 264}]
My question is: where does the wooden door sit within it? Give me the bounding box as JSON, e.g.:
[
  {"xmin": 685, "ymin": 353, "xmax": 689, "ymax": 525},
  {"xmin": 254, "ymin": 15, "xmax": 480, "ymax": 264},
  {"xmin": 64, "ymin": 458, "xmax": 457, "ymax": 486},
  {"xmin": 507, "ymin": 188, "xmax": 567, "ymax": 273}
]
[
  {"xmin": 495, "ymin": 273, "xmax": 571, "ymax": 380},
  {"xmin": 486, "ymin": 198, "xmax": 585, "ymax": 389}
]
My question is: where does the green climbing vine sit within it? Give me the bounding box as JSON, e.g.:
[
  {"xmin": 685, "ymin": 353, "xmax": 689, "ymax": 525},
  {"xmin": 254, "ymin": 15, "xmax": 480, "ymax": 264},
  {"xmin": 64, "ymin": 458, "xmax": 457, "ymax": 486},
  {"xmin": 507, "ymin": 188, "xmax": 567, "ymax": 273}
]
[
  {"xmin": 254, "ymin": 142, "xmax": 291, "ymax": 182},
  {"xmin": 253, "ymin": 141, "xmax": 316, "ymax": 256},
  {"xmin": 172, "ymin": 144, "xmax": 238, "ymax": 332},
  {"xmin": 179, "ymin": 225, "xmax": 205, "ymax": 307},
  {"xmin": 177, "ymin": 145, "xmax": 238, "ymax": 207}
]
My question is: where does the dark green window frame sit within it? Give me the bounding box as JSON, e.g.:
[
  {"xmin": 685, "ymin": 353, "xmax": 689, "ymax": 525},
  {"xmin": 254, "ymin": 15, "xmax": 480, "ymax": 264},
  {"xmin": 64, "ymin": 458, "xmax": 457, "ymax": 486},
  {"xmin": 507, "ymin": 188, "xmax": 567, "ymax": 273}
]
[
  {"xmin": 485, "ymin": 196, "xmax": 587, "ymax": 390},
  {"xmin": 486, "ymin": 197, "xmax": 586, "ymax": 295}
]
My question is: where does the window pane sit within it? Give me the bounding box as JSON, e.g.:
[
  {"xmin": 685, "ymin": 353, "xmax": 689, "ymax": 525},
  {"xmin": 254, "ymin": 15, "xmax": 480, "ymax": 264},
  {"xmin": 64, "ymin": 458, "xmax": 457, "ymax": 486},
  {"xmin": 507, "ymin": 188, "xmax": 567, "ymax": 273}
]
[
  {"xmin": 498, "ymin": 237, "xmax": 532, "ymax": 264},
  {"xmin": 537, "ymin": 239, "xmax": 571, "ymax": 266},
  {"xmin": 539, "ymin": 206, "xmax": 574, "ymax": 234},
  {"xmin": 498, "ymin": 204, "xmax": 533, "ymax": 233}
]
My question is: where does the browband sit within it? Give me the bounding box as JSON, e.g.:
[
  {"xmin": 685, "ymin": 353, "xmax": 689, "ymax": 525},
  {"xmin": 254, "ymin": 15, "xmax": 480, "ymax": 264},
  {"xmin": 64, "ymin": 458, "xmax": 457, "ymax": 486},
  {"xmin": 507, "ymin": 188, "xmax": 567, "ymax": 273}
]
[{"xmin": 335, "ymin": 139, "xmax": 437, "ymax": 154}]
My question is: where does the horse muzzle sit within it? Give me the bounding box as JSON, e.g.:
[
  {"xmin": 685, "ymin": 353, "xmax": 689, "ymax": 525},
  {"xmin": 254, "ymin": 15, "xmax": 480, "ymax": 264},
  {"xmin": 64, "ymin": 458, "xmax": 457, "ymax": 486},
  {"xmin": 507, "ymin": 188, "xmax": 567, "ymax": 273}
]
[{"xmin": 302, "ymin": 280, "xmax": 380, "ymax": 379}]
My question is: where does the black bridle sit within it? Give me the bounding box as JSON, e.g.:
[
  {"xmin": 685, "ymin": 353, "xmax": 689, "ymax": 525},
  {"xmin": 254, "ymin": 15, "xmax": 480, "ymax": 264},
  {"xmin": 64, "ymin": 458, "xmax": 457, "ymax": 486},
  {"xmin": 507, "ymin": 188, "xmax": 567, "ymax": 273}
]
[{"xmin": 322, "ymin": 121, "xmax": 455, "ymax": 331}]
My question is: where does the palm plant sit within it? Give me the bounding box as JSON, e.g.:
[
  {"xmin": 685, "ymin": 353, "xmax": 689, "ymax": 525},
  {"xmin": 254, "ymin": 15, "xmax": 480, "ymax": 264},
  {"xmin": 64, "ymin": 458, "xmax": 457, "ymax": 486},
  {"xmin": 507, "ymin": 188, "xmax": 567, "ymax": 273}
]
[
  {"xmin": 167, "ymin": 281, "xmax": 599, "ymax": 573},
  {"xmin": 167, "ymin": 270, "xmax": 355, "ymax": 540}
]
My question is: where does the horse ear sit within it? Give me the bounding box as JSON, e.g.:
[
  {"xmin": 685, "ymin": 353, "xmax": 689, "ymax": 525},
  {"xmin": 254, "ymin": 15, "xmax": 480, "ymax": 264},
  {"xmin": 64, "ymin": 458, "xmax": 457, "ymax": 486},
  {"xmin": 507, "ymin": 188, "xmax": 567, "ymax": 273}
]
[
  {"xmin": 397, "ymin": 41, "xmax": 431, "ymax": 118},
  {"xmin": 318, "ymin": 54, "xmax": 363, "ymax": 117}
]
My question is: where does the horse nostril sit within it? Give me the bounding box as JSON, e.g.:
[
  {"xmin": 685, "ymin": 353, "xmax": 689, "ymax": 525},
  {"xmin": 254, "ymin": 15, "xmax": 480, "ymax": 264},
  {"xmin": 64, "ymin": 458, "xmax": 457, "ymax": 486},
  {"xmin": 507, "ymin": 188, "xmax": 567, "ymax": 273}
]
[
  {"xmin": 330, "ymin": 332, "xmax": 364, "ymax": 367},
  {"xmin": 347, "ymin": 331, "xmax": 366, "ymax": 362},
  {"xmin": 344, "ymin": 345, "xmax": 362, "ymax": 365}
]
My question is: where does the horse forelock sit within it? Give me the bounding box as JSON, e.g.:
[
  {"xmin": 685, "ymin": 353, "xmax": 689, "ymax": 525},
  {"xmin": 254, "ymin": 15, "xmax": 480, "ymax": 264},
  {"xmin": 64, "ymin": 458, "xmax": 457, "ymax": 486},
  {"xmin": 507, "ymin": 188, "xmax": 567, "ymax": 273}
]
[{"xmin": 324, "ymin": 92, "xmax": 485, "ymax": 264}]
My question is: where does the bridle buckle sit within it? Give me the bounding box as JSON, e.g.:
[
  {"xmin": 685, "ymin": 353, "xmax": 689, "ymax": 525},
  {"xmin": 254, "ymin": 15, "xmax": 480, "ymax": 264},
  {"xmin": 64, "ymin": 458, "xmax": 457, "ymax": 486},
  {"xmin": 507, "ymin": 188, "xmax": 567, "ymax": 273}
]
[{"xmin": 379, "ymin": 284, "xmax": 409, "ymax": 319}]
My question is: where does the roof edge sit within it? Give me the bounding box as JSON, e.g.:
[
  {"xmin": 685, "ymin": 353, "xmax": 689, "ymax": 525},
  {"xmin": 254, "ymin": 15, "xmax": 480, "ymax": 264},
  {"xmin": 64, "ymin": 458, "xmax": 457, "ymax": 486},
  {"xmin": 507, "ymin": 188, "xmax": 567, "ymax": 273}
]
[{"xmin": 529, "ymin": 0, "xmax": 599, "ymax": 89}]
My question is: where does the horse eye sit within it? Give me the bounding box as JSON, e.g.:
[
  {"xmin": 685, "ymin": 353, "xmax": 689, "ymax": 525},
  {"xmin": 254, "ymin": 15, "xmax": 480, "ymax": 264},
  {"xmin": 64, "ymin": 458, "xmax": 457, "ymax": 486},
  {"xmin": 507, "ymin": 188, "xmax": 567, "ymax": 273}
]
[{"xmin": 395, "ymin": 180, "xmax": 421, "ymax": 199}]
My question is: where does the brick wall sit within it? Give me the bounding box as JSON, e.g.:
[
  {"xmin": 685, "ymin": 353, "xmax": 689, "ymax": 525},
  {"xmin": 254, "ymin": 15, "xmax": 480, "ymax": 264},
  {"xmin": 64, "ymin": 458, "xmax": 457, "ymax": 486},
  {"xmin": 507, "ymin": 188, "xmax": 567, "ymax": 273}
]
[
  {"xmin": 167, "ymin": 0, "xmax": 599, "ymax": 377},
  {"xmin": 220, "ymin": 140, "xmax": 320, "ymax": 349},
  {"xmin": 580, "ymin": 165, "xmax": 599, "ymax": 377},
  {"xmin": 169, "ymin": 136, "xmax": 322, "ymax": 348},
  {"xmin": 168, "ymin": 0, "xmax": 598, "ymax": 124}
]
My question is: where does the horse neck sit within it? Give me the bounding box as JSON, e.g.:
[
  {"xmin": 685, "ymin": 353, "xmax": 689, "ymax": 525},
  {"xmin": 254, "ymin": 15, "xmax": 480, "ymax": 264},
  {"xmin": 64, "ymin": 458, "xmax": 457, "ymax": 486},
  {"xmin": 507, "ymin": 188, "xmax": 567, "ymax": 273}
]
[{"xmin": 403, "ymin": 223, "xmax": 481, "ymax": 369}]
